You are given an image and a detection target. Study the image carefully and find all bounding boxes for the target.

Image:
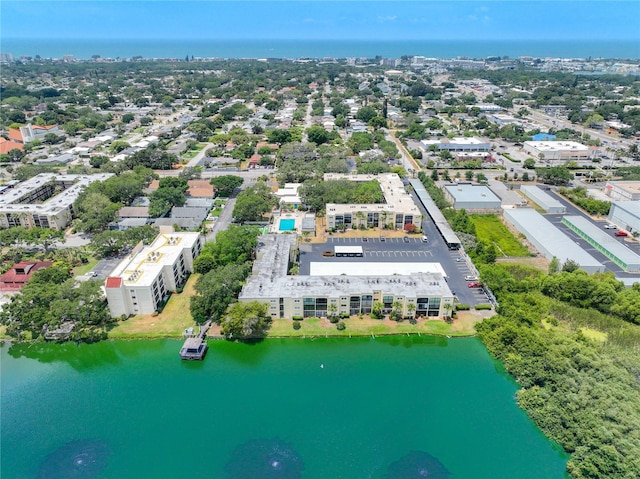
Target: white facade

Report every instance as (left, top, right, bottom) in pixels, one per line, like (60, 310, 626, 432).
(420, 137, 490, 152)
(105, 232, 203, 317)
(0, 173, 114, 230)
(523, 141, 598, 161)
(604, 181, 640, 201)
(609, 201, 640, 234)
(324, 173, 422, 231)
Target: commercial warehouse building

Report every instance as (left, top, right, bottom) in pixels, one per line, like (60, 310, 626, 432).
(239, 235, 454, 319)
(503, 208, 604, 273)
(324, 173, 422, 231)
(604, 181, 640, 201)
(443, 184, 501, 212)
(520, 185, 566, 213)
(562, 215, 640, 272)
(522, 141, 598, 161)
(0, 173, 114, 230)
(105, 232, 204, 317)
(608, 201, 640, 233)
(420, 137, 490, 152)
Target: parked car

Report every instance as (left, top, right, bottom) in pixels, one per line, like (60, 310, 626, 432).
(421, 235, 428, 243)
(322, 250, 335, 257)
(465, 275, 478, 281)
(604, 224, 616, 229)
(467, 281, 482, 288)
(615, 231, 628, 237)
(403, 236, 410, 243)
(89, 271, 98, 277)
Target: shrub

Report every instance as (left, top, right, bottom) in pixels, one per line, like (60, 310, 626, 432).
(329, 315, 340, 324)
(336, 321, 346, 331)
(475, 304, 492, 310)
(293, 321, 301, 330)
(292, 315, 303, 321)
(339, 313, 350, 319)
(456, 304, 471, 311)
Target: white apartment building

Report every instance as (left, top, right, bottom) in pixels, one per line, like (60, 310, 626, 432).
(324, 173, 422, 231)
(105, 232, 203, 317)
(239, 235, 454, 319)
(0, 173, 114, 230)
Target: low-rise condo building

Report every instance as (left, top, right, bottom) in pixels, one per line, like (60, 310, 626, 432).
(105, 232, 203, 317)
(324, 173, 422, 231)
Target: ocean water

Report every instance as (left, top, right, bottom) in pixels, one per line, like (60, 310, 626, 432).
(1, 337, 569, 479)
(2, 38, 639, 60)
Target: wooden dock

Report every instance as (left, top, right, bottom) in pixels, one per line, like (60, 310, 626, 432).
(179, 320, 212, 360)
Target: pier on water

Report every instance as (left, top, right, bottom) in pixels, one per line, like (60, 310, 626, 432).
(179, 320, 212, 360)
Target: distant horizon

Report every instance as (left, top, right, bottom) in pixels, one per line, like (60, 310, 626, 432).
(2, 37, 639, 61)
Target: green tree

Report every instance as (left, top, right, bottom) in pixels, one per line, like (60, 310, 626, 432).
(220, 301, 272, 340)
(210, 175, 243, 197)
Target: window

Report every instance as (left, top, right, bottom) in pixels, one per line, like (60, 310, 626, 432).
(349, 296, 361, 315)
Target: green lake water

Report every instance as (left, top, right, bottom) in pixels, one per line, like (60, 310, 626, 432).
(1, 336, 568, 479)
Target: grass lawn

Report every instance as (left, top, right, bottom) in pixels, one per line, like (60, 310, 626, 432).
(108, 275, 199, 339)
(267, 313, 482, 338)
(470, 214, 530, 257)
(72, 258, 100, 276)
(211, 208, 222, 217)
(0, 325, 8, 339)
(183, 150, 199, 159)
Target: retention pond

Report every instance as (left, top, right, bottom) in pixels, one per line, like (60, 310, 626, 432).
(1, 337, 567, 478)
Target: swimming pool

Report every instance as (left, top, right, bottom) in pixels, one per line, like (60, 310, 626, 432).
(279, 218, 296, 231)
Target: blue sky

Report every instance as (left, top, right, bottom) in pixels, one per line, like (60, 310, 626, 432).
(2, 1, 639, 41)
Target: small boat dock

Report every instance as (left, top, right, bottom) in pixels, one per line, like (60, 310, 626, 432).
(179, 320, 212, 360)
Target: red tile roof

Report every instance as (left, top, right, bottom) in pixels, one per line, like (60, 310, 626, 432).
(105, 277, 122, 288)
(8, 128, 23, 143)
(0, 261, 53, 291)
(0, 138, 24, 154)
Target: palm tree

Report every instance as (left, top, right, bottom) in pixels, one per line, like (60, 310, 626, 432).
(442, 303, 453, 321)
(391, 300, 403, 321)
(407, 302, 416, 319)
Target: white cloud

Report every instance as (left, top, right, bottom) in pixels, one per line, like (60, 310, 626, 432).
(377, 15, 397, 23)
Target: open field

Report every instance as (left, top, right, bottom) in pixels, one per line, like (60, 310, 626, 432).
(108, 275, 199, 339)
(470, 214, 530, 257)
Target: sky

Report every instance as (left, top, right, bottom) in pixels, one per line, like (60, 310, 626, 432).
(1, 0, 639, 41)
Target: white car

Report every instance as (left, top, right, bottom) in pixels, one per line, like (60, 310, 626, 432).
(465, 275, 478, 281)
(604, 224, 617, 229)
(421, 235, 428, 243)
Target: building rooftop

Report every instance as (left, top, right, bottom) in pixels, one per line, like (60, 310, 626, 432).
(108, 232, 201, 288)
(523, 140, 588, 152)
(444, 184, 501, 204)
(240, 234, 452, 300)
(324, 173, 420, 217)
(310, 262, 447, 277)
(606, 181, 640, 196)
(563, 215, 640, 267)
(0, 173, 114, 216)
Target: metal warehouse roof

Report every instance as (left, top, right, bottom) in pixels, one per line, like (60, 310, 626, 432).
(443, 184, 501, 204)
(503, 208, 603, 273)
(562, 215, 640, 271)
(410, 179, 461, 247)
(520, 185, 566, 213)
